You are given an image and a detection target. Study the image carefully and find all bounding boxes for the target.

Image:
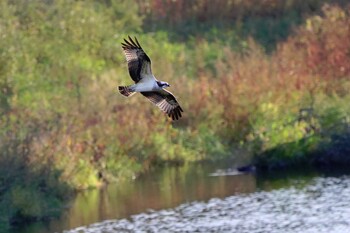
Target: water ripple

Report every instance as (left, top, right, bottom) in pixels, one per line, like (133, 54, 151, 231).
(64, 176, 350, 233)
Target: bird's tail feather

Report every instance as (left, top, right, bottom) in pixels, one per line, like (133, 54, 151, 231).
(118, 86, 135, 97)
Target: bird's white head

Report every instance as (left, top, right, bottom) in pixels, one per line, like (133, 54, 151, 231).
(157, 81, 170, 88)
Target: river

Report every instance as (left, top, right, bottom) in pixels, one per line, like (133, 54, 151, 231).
(12, 162, 350, 233)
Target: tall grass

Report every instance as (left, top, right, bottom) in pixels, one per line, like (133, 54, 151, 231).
(138, 0, 349, 51)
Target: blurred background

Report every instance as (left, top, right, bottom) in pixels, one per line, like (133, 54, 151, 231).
(1, 0, 350, 231)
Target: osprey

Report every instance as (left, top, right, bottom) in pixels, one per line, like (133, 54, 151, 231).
(118, 36, 183, 120)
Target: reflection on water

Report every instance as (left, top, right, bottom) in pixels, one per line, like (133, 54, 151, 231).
(11, 162, 345, 233)
(67, 175, 350, 233)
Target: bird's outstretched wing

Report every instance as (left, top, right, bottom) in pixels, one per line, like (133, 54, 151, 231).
(141, 90, 183, 120)
(121, 36, 152, 83)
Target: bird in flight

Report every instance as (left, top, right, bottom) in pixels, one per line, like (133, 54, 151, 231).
(118, 36, 183, 120)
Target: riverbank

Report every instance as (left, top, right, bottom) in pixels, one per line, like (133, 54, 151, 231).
(254, 128, 350, 170)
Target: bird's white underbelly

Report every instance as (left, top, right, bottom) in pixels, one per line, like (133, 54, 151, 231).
(132, 74, 158, 92)
(133, 83, 155, 92)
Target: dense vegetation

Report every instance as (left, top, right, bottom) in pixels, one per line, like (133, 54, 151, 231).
(0, 0, 349, 229)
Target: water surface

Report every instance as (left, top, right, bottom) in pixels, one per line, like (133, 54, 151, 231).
(12, 163, 350, 233)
